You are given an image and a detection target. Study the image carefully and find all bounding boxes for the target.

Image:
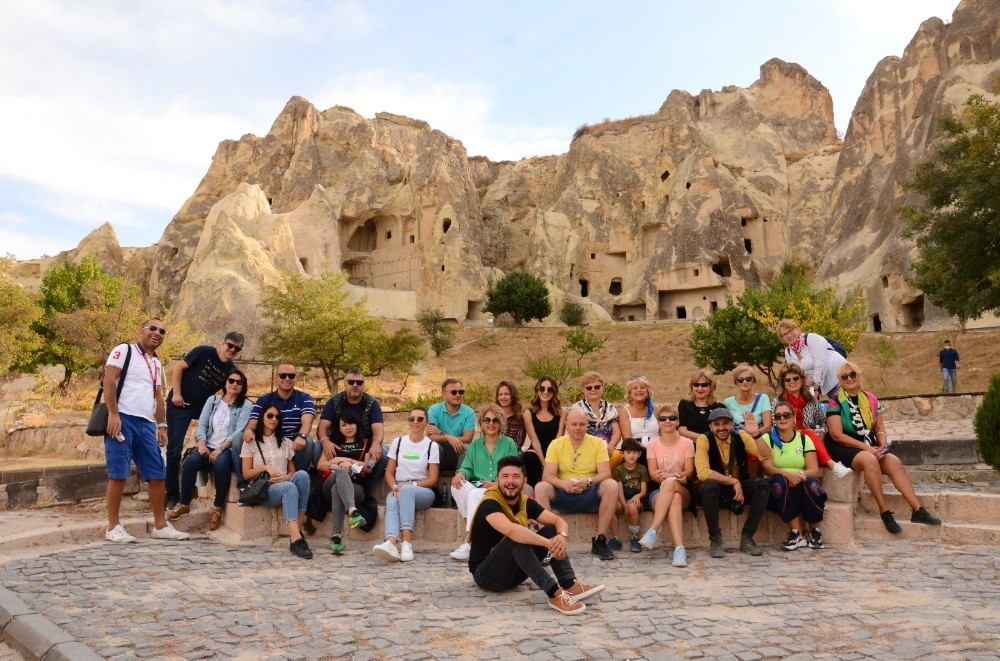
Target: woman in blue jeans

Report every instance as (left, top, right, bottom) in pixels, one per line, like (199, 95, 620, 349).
(168, 368, 252, 531)
(373, 407, 440, 563)
(240, 404, 313, 559)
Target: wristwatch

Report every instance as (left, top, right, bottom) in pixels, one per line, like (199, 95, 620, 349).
(296, 432, 306, 439)
(586, 478, 593, 488)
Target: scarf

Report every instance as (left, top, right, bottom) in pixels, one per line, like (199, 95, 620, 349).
(783, 392, 808, 429)
(790, 335, 806, 354)
(580, 399, 618, 441)
(466, 485, 528, 543)
(837, 389, 876, 445)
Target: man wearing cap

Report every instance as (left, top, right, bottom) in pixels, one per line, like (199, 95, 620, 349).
(695, 407, 772, 558)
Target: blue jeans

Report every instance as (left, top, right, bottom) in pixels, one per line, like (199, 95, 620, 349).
(179, 448, 234, 508)
(384, 485, 435, 541)
(942, 368, 957, 393)
(261, 470, 310, 522)
(165, 401, 200, 502)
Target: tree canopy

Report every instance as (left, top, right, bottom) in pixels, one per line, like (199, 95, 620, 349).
(416, 308, 454, 357)
(0, 257, 43, 372)
(900, 82, 1000, 322)
(259, 272, 425, 394)
(483, 271, 552, 325)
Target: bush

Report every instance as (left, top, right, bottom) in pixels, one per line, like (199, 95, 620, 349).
(416, 308, 454, 357)
(974, 373, 1000, 471)
(522, 353, 580, 386)
(484, 271, 552, 326)
(559, 299, 586, 326)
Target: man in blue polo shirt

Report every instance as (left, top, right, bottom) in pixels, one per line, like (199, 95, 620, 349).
(427, 377, 475, 473)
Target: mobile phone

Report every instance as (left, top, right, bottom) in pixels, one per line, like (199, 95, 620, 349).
(471, 480, 485, 488)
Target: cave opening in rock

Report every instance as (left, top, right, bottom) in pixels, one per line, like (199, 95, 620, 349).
(442, 218, 452, 234)
(676, 306, 687, 320)
(711, 258, 731, 278)
(872, 314, 882, 333)
(609, 278, 622, 296)
(579, 279, 589, 297)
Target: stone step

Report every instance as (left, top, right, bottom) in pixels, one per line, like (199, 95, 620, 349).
(858, 488, 1000, 526)
(854, 516, 1000, 546)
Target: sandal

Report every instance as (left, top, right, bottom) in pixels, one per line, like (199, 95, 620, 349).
(208, 507, 223, 531)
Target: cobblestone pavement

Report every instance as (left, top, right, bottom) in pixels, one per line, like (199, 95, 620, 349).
(1, 536, 998, 660)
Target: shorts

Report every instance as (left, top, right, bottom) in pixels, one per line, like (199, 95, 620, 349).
(551, 485, 601, 514)
(623, 487, 647, 510)
(105, 413, 165, 480)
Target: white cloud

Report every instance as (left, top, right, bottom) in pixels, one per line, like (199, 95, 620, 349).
(833, 0, 957, 46)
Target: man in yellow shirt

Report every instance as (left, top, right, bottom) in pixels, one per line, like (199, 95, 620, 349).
(695, 408, 772, 559)
(535, 408, 620, 560)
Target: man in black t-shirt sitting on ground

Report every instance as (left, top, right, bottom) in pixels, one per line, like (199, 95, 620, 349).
(467, 455, 606, 615)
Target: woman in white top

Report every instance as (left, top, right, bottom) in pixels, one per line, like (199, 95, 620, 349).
(619, 376, 659, 448)
(778, 319, 846, 397)
(168, 368, 252, 531)
(240, 404, 313, 559)
(373, 407, 441, 563)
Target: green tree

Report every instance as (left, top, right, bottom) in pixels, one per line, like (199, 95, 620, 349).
(561, 327, 606, 369)
(558, 299, 586, 326)
(690, 262, 867, 390)
(416, 308, 454, 357)
(0, 257, 43, 372)
(900, 82, 1000, 322)
(483, 271, 552, 326)
(522, 353, 580, 386)
(974, 373, 1000, 472)
(259, 272, 426, 394)
(870, 336, 898, 389)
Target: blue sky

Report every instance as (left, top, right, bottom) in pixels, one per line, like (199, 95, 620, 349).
(0, 0, 959, 260)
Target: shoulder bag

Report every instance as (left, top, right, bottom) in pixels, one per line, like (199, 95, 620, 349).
(86, 344, 133, 437)
(237, 439, 271, 505)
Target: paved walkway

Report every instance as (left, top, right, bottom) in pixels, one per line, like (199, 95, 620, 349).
(1, 532, 998, 660)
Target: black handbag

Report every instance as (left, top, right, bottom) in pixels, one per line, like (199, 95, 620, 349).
(238, 439, 271, 505)
(85, 344, 132, 437)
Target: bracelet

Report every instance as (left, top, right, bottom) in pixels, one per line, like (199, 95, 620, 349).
(558, 531, 568, 538)
(157, 423, 167, 429)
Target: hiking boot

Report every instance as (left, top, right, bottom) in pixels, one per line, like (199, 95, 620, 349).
(672, 546, 688, 567)
(740, 534, 763, 556)
(808, 529, 824, 549)
(373, 540, 400, 562)
(564, 579, 605, 602)
(911, 507, 942, 526)
(630, 536, 641, 553)
(548, 589, 586, 615)
(709, 535, 724, 558)
(639, 528, 657, 550)
(208, 507, 223, 531)
(104, 524, 137, 544)
(881, 510, 902, 534)
(781, 531, 807, 551)
(330, 535, 345, 555)
(290, 538, 313, 559)
(606, 536, 623, 551)
(591, 534, 615, 561)
(348, 509, 366, 529)
(167, 504, 190, 521)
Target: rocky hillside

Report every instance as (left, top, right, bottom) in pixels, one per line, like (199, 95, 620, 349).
(12, 0, 1000, 347)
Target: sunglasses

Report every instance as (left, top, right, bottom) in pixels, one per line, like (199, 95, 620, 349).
(692, 382, 711, 388)
(225, 342, 242, 353)
(658, 415, 679, 422)
(346, 379, 364, 386)
(735, 376, 755, 384)
(448, 389, 465, 396)
(482, 417, 501, 425)
(277, 373, 297, 380)
(840, 371, 859, 381)
(408, 416, 426, 423)
(226, 377, 243, 385)
(144, 325, 167, 335)
(783, 375, 801, 383)
(264, 412, 280, 420)
(536, 386, 555, 394)
(584, 384, 602, 391)
(773, 412, 794, 420)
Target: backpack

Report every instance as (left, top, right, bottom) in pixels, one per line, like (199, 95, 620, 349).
(805, 334, 848, 358)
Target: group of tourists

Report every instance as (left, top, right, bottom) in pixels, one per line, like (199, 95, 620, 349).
(99, 316, 944, 615)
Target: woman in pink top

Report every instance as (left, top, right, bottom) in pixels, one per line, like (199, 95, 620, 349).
(638, 404, 695, 567)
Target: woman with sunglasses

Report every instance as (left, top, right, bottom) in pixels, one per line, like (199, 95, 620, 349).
(374, 407, 440, 562)
(773, 363, 852, 479)
(639, 404, 696, 567)
(495, 380, 526, 450)
(522, 376, 566, 487)
(169, 368, 252, 531)
(722, 365, 772, 477)
(571, 372, 622, 469)
(761, 401, 828, 550)
(619, 376, 659, 449)
(240, 404, 313, 559)
(825, 362, 942, 533)
(449, 403, 522, 561)
(677, 369, 726, 441)
(777, 319, 846, 398)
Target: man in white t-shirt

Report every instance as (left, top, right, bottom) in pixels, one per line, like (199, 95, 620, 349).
(102, 319, 190, 543)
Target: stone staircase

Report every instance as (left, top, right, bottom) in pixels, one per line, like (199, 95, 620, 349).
(854, 484, 1000, 545)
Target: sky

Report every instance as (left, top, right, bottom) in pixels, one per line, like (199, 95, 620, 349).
(0, 0, 961, 260)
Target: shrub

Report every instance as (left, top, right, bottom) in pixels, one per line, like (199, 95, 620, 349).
(559, 299, 586, 326)
(483, 271, 552, 326)
(416, 308, 454, 357)
(974, 373, 1000, 472)
(522, 353, 580, 386)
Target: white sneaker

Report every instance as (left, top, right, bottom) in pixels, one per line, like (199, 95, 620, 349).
(151, 522, 190, 540)
(373, 540, 400, 562)
(831, 462, 853, 479)
(400, 541, 414, 562)
(450, 542, 471, 560)
(104, 524, 137, 544)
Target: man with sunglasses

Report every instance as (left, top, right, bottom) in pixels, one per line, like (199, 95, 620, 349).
(239, 364, 317, 481)
(163, 331, 244, 510)
(316, 370, 388, 490)
(427, 378, 476, 474)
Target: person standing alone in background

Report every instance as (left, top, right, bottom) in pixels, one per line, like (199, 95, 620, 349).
(939, 340, 960, 393)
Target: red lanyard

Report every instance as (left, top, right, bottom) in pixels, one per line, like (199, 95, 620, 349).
(134, 343, 159, 399)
